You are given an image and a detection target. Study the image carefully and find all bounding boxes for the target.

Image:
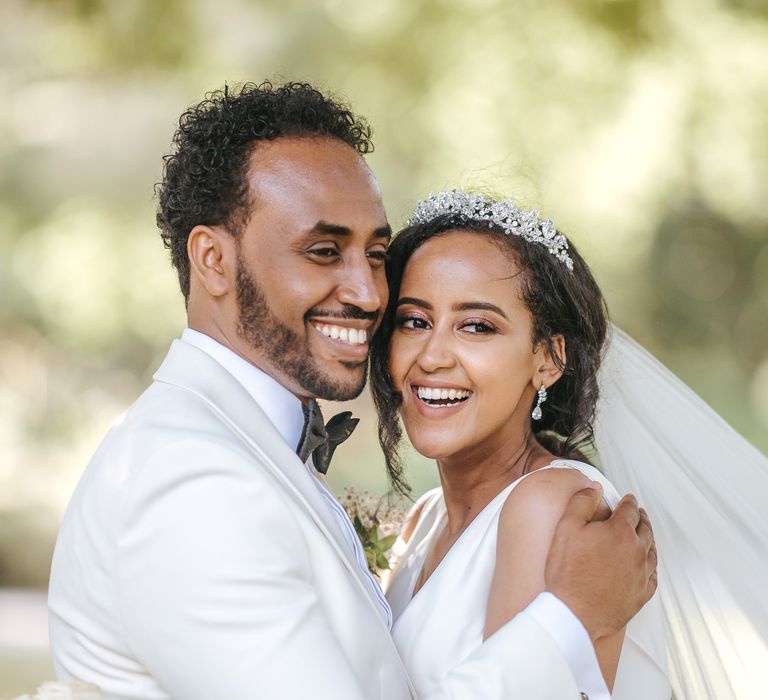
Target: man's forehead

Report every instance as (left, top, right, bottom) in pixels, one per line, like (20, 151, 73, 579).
(245, 137, 386, 226)
(247, 137, 377, 192)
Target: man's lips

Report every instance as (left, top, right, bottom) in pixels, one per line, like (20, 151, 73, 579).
(309, 320, 370, 347)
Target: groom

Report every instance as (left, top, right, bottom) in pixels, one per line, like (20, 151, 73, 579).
(48, 82, 656, 699)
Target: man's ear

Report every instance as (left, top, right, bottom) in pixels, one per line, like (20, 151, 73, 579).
(533, 334, 566, 389)
(187, 225, 233, 298)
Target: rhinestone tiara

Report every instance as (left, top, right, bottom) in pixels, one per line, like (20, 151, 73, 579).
(405, 190, 574, 271)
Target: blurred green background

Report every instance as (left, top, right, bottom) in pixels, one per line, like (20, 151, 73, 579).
(1, 0, 767, 694)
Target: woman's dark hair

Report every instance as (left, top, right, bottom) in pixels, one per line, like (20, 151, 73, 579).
(156, 81, 374, 300)
(370, 207, 609, 495)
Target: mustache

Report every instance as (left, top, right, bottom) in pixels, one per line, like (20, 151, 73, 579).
(305, 305, 379, 324)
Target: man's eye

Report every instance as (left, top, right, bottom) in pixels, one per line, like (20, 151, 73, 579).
(309, 247, 339, 259)
(366, 249, 387, 265)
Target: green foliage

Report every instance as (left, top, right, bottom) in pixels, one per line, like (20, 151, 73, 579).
(353, 513, 399, 573)
(1, 0, 767, 594)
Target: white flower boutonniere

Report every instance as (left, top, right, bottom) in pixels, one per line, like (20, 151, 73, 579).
(10, 682, 103, 700)
(341, 488, 406, 577)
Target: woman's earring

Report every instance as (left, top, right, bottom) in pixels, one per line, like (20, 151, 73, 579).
(531, 384, 547, 421)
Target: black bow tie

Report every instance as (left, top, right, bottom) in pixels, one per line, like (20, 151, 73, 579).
(296, 399, 359, 475)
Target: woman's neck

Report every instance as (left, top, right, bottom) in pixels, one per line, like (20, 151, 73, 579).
(437, 431, 553, 536)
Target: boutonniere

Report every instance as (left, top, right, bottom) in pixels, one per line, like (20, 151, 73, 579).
(341, 488, 406, 577)
(11, 682, 103, 700)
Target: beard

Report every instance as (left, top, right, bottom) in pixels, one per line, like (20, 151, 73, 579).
(235, 256, 369, 402)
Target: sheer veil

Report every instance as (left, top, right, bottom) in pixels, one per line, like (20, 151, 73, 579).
(594, 325, 768, 700)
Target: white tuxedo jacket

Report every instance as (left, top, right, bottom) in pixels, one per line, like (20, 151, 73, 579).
(49, 340, 583, 699)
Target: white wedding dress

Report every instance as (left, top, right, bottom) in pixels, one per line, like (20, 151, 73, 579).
(385, 459, 671, 699)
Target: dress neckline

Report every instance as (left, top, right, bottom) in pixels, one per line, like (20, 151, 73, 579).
(406, 478, 519, 605)
(405, 460, 594, 605)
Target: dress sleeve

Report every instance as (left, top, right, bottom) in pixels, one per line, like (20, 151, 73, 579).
(422, 604, 586, 699)
(526, 592, 610, 700)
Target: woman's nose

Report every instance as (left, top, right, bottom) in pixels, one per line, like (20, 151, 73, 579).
(416, 328, 456, 373)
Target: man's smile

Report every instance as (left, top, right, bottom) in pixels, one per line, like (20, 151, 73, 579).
(309, 319, 369, 346)
(308, 319, 372, 359)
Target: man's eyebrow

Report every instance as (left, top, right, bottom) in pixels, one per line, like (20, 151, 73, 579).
(396, 297, 508, 320)
(310, 221, 392, 239)
(311, 221, 351, 236)
(373, 224, 392, 240)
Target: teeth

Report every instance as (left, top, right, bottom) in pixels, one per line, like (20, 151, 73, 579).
(313, 323, 368, 345)
(416, 386, 471, 402)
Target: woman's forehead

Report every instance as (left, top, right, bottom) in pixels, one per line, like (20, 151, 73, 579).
(403, 232, 522, 287)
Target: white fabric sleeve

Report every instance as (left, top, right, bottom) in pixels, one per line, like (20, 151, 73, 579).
(423, 605, 585, 700)
(526, 592, 610, 700)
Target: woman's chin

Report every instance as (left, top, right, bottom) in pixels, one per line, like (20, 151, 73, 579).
(406, 434, 462, 462)
(402, 418, 479, 461)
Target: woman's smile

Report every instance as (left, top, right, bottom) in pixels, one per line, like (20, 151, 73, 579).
(410, 383, 474, 416)
(388, 231, 547, 461)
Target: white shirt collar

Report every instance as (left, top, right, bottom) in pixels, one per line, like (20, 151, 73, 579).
(180, 328, 306, 452)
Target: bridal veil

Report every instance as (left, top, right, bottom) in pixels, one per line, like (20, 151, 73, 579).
(595, 325, 768, 700)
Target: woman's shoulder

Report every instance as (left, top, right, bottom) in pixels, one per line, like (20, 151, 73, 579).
(502, 464, 595, 512)
(498, 460, 613, 533)
(546, 458, 622, 509)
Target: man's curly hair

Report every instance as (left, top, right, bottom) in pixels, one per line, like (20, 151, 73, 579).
(156, 81, 374, 300)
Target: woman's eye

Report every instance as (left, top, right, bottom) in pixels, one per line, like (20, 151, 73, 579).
(462, 321, 496, 334)
(397, 316, 428, 330)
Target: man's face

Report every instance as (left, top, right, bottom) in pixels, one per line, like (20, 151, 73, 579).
(232, 137, 390, 401)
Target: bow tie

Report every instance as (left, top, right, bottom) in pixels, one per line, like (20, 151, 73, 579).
(296, 399, 359, 475)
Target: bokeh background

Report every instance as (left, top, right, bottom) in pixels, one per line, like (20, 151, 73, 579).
(1, 0, 767, 694)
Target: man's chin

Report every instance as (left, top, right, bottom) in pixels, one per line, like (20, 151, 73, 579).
(312, 362, 368, 402)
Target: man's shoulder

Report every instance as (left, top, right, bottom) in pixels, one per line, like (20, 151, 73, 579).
(86, 378, 281, 496)
(116, 378, 249, 446)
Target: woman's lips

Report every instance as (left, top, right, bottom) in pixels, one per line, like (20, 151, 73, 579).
(409, 384, 473, 416)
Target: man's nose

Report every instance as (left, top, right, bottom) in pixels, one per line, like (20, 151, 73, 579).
(336, 257, 384, 313)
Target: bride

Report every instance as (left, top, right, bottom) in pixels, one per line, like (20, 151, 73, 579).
(369, 190, 768, 699)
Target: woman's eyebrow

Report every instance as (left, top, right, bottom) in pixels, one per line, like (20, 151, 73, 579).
(396, 297, 508, 320)
(453, 301, 508, 319)
(396, 296, 431, 309)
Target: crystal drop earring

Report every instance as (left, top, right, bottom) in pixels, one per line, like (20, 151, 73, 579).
(531, 383, 547, 421)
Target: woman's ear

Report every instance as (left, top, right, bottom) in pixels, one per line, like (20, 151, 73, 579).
(187, 225, 233, 298)
(533, 334, 566, 389)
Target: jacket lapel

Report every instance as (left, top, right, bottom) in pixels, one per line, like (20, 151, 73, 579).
(153, 342, 405, 637)
(154, 340, 419, 698)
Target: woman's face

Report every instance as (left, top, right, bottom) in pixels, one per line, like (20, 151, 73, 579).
(388, 231, 547, 462)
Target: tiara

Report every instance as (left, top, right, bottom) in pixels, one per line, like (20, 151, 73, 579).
(405, 190, 574, 271)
